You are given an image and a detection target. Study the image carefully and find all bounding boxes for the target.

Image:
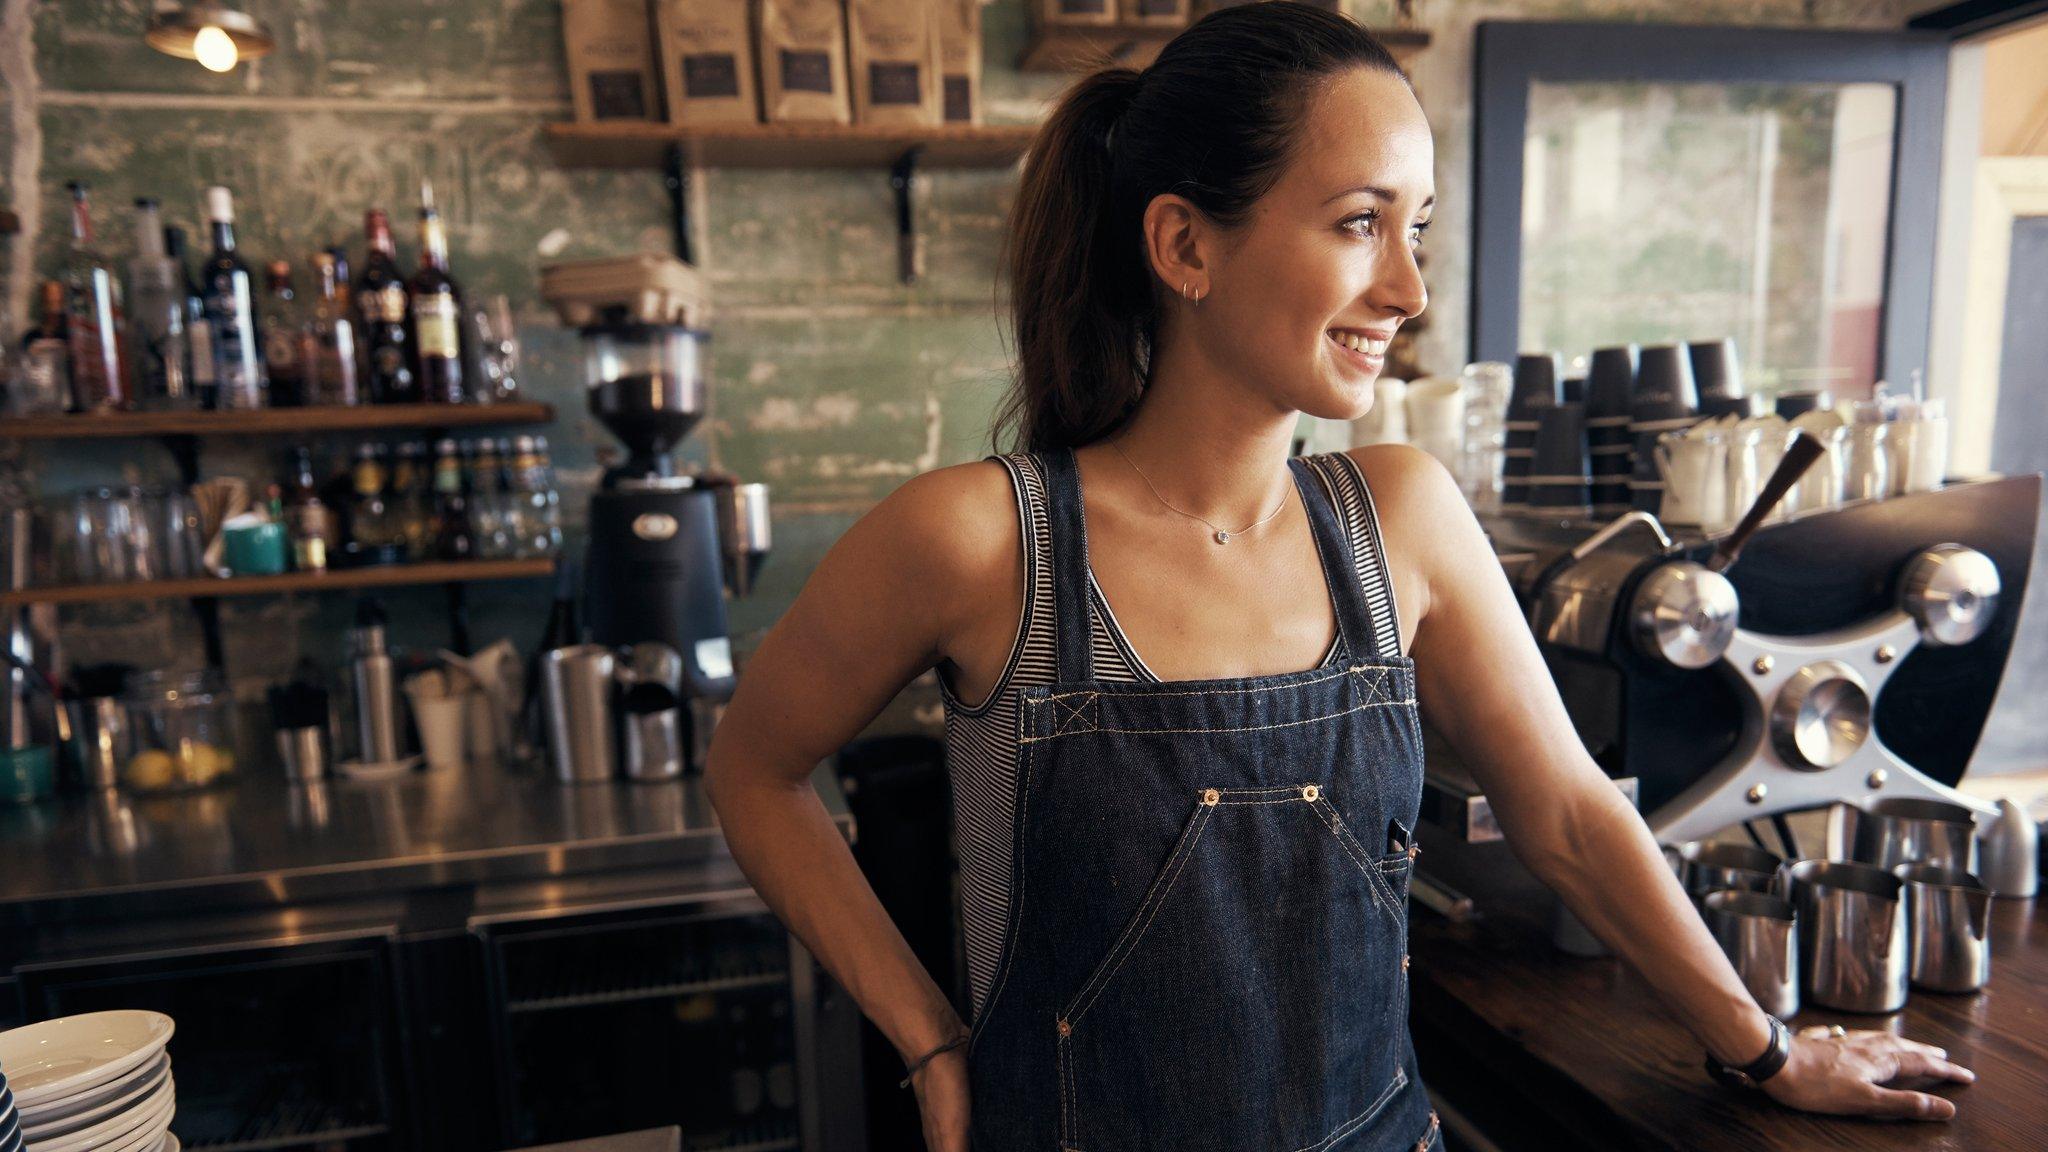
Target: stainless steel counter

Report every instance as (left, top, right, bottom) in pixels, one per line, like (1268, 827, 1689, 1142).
(0, 762, 850, 929)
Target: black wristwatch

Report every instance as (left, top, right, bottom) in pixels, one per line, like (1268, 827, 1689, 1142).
(1704, 1014, 1791, 1091)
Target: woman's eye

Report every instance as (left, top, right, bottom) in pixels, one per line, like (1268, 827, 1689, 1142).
(1342, 211, 1379, 237)
(1408, 219, 1432, 246)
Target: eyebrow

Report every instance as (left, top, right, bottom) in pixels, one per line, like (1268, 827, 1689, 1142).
(1324, 185, 1436, 210)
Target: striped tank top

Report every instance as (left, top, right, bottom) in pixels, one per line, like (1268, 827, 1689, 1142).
(937, 449, 1406, 1026)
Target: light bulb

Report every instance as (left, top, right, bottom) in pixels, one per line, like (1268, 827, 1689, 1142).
(193, 25, 238, 72)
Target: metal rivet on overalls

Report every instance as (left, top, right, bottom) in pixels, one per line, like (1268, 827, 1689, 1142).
(1407, 841, 1421, 860)
(1057, 1018, 1071, 1037)
(1301, 784, 1320, 802)
(1201, 788, 1220, 806)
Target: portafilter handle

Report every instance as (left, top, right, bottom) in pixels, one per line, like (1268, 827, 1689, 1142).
(1705, 431, 1828, 575)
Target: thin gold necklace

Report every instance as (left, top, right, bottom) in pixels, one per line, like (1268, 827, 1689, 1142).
(1108, 437, 1292, 545)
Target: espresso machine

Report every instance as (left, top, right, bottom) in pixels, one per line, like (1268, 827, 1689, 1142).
(579, 320, 771, 772)
(1413, 436, 2040, 950)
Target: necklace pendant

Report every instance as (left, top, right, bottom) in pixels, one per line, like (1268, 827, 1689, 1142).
(1214, 530, 1231, 544)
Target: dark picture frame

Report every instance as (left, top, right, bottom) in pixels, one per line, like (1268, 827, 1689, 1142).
(1470, 21, 1952, 381)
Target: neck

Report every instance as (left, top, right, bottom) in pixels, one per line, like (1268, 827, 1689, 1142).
(1101, 331, 1300, 525)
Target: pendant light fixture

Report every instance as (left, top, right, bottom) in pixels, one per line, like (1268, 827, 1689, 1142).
(146, 0, 276, 73)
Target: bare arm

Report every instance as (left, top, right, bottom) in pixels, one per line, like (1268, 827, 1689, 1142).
(1358, 444, 1973, 1118)
(706, 462, 1019, 1072)
(1354, 445, 1772, 1063)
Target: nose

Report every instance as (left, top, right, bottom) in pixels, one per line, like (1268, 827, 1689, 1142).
(1368, 242, 1428, 321)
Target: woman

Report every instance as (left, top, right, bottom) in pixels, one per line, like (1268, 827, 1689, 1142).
(705, 6, 1976, 1150)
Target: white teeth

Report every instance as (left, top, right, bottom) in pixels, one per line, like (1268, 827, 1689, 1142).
(1328, 331, 1389, 357)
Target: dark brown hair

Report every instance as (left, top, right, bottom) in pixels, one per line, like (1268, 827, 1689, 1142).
(996, 2, 1408, 453)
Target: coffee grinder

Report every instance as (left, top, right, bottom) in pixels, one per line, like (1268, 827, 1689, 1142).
(580, 319, 770, 772)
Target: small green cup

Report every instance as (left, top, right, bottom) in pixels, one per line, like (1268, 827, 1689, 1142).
(1, 744, 56, 804)
(224, 520, 289, 576)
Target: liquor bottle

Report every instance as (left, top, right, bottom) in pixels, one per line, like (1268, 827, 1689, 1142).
(125, 198, 194, 411)
(14, 281, 70, 415)
(284, 445, 336, 572)
(469, 437, 506, 558)
(430, 437, 475, 560)
(354, 210, 416, 404)
(200, 186, 265, 409)
(531, 435, 564, 555)
(164, 226, 217, 408)
(347, 442, 399, 551)
(408, 181, 465, 403)
(262, 261, 305, 407)
(301, 252, 360, 406)
(390, 440, 432, 561)
(62, 182, 128, 411)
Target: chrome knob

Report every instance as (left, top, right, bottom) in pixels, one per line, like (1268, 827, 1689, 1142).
(1900, 544, 1999, 647)
(1769, 660, 1871, 769)
(1629, 561, 1739, 669)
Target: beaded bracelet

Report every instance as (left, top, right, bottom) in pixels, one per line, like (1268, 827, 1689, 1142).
(899, 1034, 969, 1088)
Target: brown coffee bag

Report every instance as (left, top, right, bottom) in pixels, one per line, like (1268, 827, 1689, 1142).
(1126, 0, 1190, 26)
(562, 0, 660, 122)
(652, 0, 759, 125)
(758, 0, 852, 124)
(849, 0, 941, 126)
(1039, 0, 1116, 27)
(934, 0, 982, 124)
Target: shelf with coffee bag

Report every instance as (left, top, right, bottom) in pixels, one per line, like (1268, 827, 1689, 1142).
(541, 121, 1036, 171)
(0, 559, 555, 609)
(1020, 11, 1429, 73)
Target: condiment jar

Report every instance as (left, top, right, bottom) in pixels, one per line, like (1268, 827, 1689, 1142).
(122, 667, 237, 792)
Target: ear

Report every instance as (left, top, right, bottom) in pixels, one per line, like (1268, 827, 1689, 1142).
(1141, 192, 1209, 304)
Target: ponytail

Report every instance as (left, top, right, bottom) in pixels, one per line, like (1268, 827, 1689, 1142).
(998, 68, 1148, 454)
(993, 4, 1407, 455)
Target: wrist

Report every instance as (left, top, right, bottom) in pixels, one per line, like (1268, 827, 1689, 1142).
(1704, 1012, 1791, 1091)
(1705, 1006, 1777, 1069)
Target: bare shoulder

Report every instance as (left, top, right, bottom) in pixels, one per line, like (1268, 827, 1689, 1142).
(1340, 443, 1485, 631)
(835, 457, 1022, 653)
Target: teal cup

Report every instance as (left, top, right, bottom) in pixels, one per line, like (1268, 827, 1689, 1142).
(224, 520, 289, 576)
(1, 744, 56, 804)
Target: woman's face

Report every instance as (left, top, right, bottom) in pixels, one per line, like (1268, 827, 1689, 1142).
(1196, 67, 1434, 422)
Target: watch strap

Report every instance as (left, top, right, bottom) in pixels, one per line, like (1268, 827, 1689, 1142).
(1704, 1014, 1791, 1090)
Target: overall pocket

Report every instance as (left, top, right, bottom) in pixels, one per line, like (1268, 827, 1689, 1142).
(1055, 783, 1410, 1152)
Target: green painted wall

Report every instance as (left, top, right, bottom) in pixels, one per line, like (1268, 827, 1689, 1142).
(0, 0, 1911, 719)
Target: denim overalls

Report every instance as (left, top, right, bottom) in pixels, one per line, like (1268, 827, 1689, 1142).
(967, 446, 1442, 1152)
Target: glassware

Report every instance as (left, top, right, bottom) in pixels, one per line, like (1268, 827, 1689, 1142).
(469, 294, 522, 404)
(126, 198, 199, 411)
(1457, 361, 1512, 513)
(63, 183, 129, 411)
(64, 488, 156, 584)
(1844, 420, 1891, 503)
(121, 666, 237, 792)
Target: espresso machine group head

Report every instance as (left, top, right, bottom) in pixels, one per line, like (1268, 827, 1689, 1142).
(1501, 433, 2040, 897)
(579, 320, 771, 771)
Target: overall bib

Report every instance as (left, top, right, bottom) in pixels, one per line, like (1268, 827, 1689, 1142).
(966, 447, 1442, 1152)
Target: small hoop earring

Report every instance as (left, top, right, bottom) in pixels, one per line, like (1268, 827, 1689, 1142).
(1181, 281, 1191, 300)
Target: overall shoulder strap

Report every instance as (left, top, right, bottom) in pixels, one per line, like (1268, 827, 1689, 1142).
(1034, 447, 1097, 683)
(1296, 452, 1404, 660)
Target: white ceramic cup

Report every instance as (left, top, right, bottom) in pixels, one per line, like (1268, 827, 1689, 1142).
(408, 692, 468, 771)
(1405, 377, 1465, 469)
(1350, 377, 1408, 447)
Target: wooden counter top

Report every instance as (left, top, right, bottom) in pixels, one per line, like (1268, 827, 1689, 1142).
(1406, 842, 2044, 1150)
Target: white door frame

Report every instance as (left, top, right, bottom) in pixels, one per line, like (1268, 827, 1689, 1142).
(1952, 156, 2048, 476)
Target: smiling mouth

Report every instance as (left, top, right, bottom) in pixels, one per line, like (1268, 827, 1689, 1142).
(1326, 329, 1391, 360)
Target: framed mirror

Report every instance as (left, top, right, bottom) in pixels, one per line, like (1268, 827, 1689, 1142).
(1472, 23, 1950, 398)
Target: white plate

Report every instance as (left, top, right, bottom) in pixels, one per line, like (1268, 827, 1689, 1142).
(14, 1053, 160, 1123)
(0, 1013, 174, 1109)
(19, 1054, 168, 1135)
(25, 1078, 172, 1152)
(33, 1087, 171, 1152)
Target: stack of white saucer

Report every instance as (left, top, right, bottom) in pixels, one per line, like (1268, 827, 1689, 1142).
(0, 1012, 178, 1152)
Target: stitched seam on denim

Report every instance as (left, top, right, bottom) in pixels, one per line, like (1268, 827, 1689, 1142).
(1286, 1064, 1408, 1152)
(1018, 696, 1418, 743)
(1058, 1029, 1074, 1148)
(1063, 801, 1214, 1028)
(1027, 660, 1374, 703)
(1309, 796, 1400, 916)
(967, 722, 1034, 1057)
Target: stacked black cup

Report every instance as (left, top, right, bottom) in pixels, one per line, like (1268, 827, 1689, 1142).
(1503, 352, 1562, 512)
(1585, 345, 1637, 516)
(1688, 338, 1744, 404)
(1528, 402, 1591, 516)
(1629, 345, 1701, 513)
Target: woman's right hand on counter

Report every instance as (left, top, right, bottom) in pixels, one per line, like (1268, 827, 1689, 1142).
(1763, 1025, 1976, 1120)
(912, 1048, 971, 1151)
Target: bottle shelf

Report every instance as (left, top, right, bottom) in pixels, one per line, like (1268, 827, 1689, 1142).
(1019, 21, 1429, 73)
(543, 121, 1038, 170)
(0, 558, 555, 608)
(0, 402, 556, 442)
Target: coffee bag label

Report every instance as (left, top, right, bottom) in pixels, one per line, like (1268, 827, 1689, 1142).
(782, 50, 835, 94)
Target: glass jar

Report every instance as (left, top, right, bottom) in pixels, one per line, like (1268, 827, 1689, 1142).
(122, 667, 237, 792)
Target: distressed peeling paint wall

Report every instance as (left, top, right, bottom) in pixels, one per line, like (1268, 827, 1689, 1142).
(0, 0, 1912, 722)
